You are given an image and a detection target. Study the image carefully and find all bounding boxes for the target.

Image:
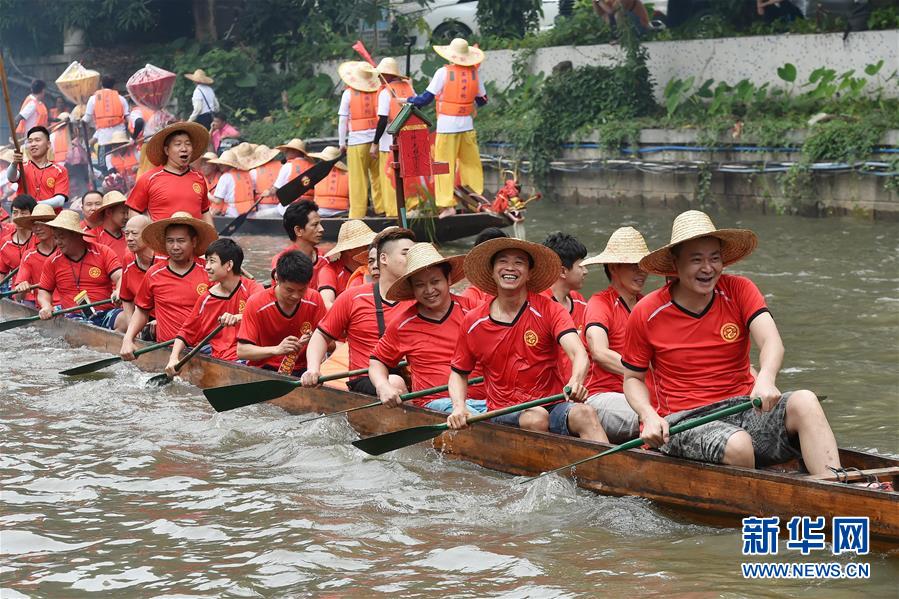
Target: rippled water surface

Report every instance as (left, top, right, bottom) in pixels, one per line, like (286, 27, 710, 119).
(2, 203, 897, 597)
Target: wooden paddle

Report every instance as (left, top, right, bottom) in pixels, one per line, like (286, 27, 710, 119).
(0, 298, 113, 332)
(298, 376, 485, 425)
(204, 360, 408, 413)
(0, 282, 34, 298)
(0, 51, 27, 194)
(60, 339, 175, 376)
(352, 388, 571, 456)
(520, 397, 764, 485)
(274, 152, 344, 207)
(0, 267, 20, 288)
(145, 323, 226, 387)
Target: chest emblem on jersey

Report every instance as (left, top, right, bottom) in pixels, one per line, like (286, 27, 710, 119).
(238, 299, 247, 313)
(88, 266, 102, 278)
(301, 175, 311, 187)
(192, 182, 202, 195)
(720, 323, 740, 342)
(524, 329, 539, 347)
(301, 321, 312, 335)
(46, 177, 56, 188)
(196, 283, 208, 295)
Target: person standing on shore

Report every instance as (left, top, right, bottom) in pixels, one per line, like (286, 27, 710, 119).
(337, 61, 383, 218)
(185, 69, 219, 130)
(372, 57, 416, 218)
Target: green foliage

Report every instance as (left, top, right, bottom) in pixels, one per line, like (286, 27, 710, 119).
(476, 0, 543, 39)
(868, 5, 899, 30)
(801, 119, 886, 164)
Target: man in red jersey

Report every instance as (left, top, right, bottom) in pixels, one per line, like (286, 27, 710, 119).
(269, 200, 332, 302)
(237, 250, 329, 376)
(541, 232, 589, 382)
(371, 243, 487, 412)
(36, 210, 125, 330)
(166, 238, 263, 374)
(580, 226, 650, 443)
(120, 212, 216, 358)
(126, 121, 213, 224)
(117, 214, 163, 323)
(319, 219, 376, 306)
(302, 227, 417, 395)
(11, 204, 57, 305)
(447, 238, 606, 441)
(459, 226, 506, 306)
(0, 195, 37, 281)
(622, 211, 841, 474)
(89, 191, 129, 261)
(7, 127, 69, 210)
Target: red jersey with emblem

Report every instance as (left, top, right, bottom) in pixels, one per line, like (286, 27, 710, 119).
(91, 228, 128, 262)
(318, 259, 359, 297)
(621, 274, 769, 415)
(317, 282, 411, 377)
(134, 259, 210, 342)
(540, 289, 587, 382)
(14, 246, 57, 302)
(38, 243, 121, 309)
(372, 299, 487, 406)
(270, 246, 330, 291)
(452, 292, 578, 410)
(126, 166, 210, 221)
(236, 286, 326, 371)
(21, 162, 69, 205)
(118, 253, 165, 303)
(176, 277, 264, 361)
(584, 286, 641, 394)
(0, 232, 36, 273)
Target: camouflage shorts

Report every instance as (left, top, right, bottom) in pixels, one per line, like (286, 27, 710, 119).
(660, 393, 802, 466)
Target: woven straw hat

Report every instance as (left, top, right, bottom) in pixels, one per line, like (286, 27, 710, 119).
(96, 190, 127, 214)
(639, 210, 758, 276)
(0, 148, 14, 164)
(307, 145, 348, 171)
(199, 151, 218, 162)
(464, 237, 560, 296)
(433, 38, 485, 66)
(45, 209, 96, 237)
(386, 243, 466, 302)
(247, 145, 281, 171)
(56, 111, 71, 121)
(141, 211, 218, 255)
(184, 69, 214, 85)
(376, 57, 409, 79)
(324, 220, 376, 259)
(209, 149, 243, 170)
(582, 227, 651, 266)
(13, 203, 56, 228)
(107, 130, 130, 145)
(145, 121, 209, 166)
(276, 138, 309, 155)
(338, 61, 380, 93)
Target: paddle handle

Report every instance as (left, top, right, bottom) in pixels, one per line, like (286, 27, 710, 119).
(0, 267, 20, 287)
(400, 375, 484, 402)
(134, 338, 176, 358)
(464, 389, 569, 427)
(317, 360, 409, 384)
(174, 323, 225, 372)
(0, 283, 37, 298)
(52, 298, 116, 317)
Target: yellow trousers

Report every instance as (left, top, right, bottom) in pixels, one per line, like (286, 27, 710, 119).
(434, 130, 483, 208)
(379, 151, 422, 217)
(347, 144, 383, 218)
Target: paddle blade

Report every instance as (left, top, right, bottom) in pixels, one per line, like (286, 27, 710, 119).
(0, 316, 36, 332)
(276, 157, 340, 206)
(352, 424, 447, 456)
(60, 356, 123, 376)
(217, 211, 251, 237)
(145, 373, 173, 387)
(203, 378, 301, 412)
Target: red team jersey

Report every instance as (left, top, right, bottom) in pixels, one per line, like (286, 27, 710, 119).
(134, 259, 210, 342)
(118, 253, 165, 304)
(126, 166, 210, 221)
(317, 283, 411, 378)
(540, 289, 587, 382)
(270, 246, 330, 292)
(452, 292, 578, 410)
(0, 233, 36, 274)
(21, 162, 69, 205)
(91, 228, 128, 262)
(318, 260, 359, 297)
(177, 277, 264, 361)
(460, 284, 492, 306)
(38, 243, 121, 309)
(236, 286, 326, 372)
(583, 286, 641, 395)
(621, 274, 769, 416)
(371, 299, 487, 406)
(14, 246, 56, 302)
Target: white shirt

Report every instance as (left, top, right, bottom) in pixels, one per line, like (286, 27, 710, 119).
(338, 89, 376, 147)
(274, 162, 293, 189)
(84, 93, 130, 145)
(376, 86, 416, 153)
(18, 95, 43, 131)
(214, 171, 239, 217)
(190, 85, 218, 120)
(426, 66, 486, 134)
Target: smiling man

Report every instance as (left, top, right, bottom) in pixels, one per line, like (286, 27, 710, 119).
(126, 121, 213, 225)
(7, 126, 69, 210)
(621, 210, 841, 475)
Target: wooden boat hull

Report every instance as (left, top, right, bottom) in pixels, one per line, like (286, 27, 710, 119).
(214, 212, 512, 243)
(3, 298, 897, 543)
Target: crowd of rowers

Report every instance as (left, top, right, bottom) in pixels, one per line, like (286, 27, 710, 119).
(0, 119, 848, 478)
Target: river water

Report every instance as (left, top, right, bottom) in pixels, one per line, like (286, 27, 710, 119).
(2, 203, 897, 597)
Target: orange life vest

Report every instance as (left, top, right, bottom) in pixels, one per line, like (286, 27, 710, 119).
(436, 65, 478, 117)
(206, 171, 220, 193)
(230, 171, 256, 215)
(15, 95, 48, 134)
(345, 265, 368, 289)
(110, 148, 139, 181)
(348, 89, 378, 131)
(313, 168, 349, 212)
(286, 157, 315, 200)
(386, 80, 415, 121)
(50, 127, 70, 164)
(93, 89, 126, 129)
(254, 160, 283, 205)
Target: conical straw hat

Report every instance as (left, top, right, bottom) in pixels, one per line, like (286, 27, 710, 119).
(463, 237, 560, 296)
(247, 145, 281, 171)
(184, 69, 214, 85)
(307, 146, 347, 171)
(199, 151, 218, 162)
(107, 130, 131, 145)
(44, 209, 96, 237)
(209, 149, 243, 170)
(276, 138, 309, 155)
(639, 210, 758, 276)
(386, 243, 466, 302)
(13, 203, 56, 228)
(376, 57, 409, 79)
(324, 220, 376, 259)
(141, 211, 218, 255)
(582, 227, 651, 266)
(338, 61, 380, 93)
(433, 38, 485, 66)
(144, 121, 209, 166)
(96, 190, 127, 213)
